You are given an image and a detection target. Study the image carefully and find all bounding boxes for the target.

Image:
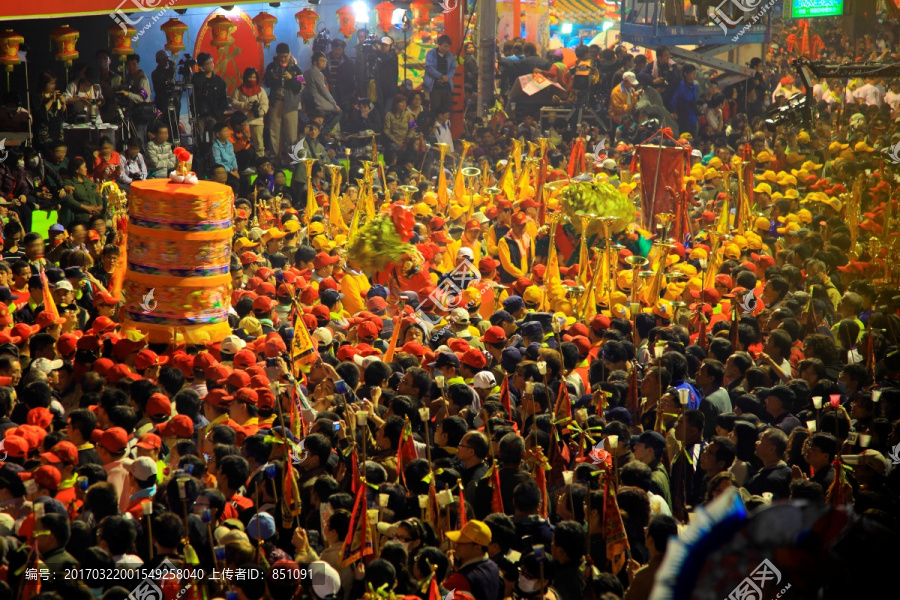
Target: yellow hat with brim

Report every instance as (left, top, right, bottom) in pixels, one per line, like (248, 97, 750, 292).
(755, 216, 771, 230)
(723, 243, 741, 260)
(784, 189, 799, 199)
(413, 202, 431, 216)
(446, 521, 492, 546)
(753, 182, 772, 195)
(448, 205, 466, 220)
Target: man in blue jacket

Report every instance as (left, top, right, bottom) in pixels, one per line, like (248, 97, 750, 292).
(424, 35, 457, 113)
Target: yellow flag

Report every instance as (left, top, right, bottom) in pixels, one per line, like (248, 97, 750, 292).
(330, 173, 349, 235)
(717, 194, 730, 235)
(546, 222, 561, 289)
(305, 162, 318, 225)
(499, 161, 516, 202)
(453, 144, 471, 204)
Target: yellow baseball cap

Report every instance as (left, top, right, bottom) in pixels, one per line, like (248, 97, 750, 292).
(746, 232, 763, 250)
(617, 270, 633, 290)
(708, 157, 724, 169)
(680, 264, 698, 277)
(753, 182, 772, 195)
(447, 520, 492, 546)
(523, 285, 544, 306)
(756, 150, 773, 162)
(798, 209, 812, 224)
(687, 276, 703, 292)
(785, 153, 806, 165)
(784, 188, 799, 199)
(283, 220, 301, 233)
(234, 237, 260, 251)
(413, 202, 431, 216)
(828, 141, 849, 153)
(423, 191, 438, 207)
(308, 222, 326, 236)
(755, 216, 771, 230)
(723, 243, 741, 260)
(689, 247, 708, 260)
(756, 170, 777, 182)
(797, 130, 811, 143)
(448, 205, 466, 220)
(854, 141, 875, 153)
(801, 160, 823, 171)
(777, 222, 801, 235)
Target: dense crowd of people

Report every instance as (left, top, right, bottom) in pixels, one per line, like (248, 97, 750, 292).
(0, 11, 896, 600)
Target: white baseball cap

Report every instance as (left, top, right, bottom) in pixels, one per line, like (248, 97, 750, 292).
(622, 71, 638, 85)
(312, 327, 334, 346)
(450, 308, 470, 324)
(381, 36, 393, 45)
(127, 456, 158, 482)
(473, 371, 497, 390)
(457, 247, 475, 261)
(220, 335, 246, 355)
(601, 158, 617, 170)
(31, 358, 64, 375)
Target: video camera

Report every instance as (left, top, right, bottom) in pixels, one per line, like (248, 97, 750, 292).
(764, 93, 811, 132)
(313, 29, 331, 54)
(177, 55, 197, 83)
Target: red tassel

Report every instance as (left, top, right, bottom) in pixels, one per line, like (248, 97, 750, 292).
(458, 480, 467, 527)
(500, 374, 511, 417)
(553, 380, 572, 422)
(535, 460, 549, 519)
(491, 464, 505, 514)
(351, 449, 360, 495)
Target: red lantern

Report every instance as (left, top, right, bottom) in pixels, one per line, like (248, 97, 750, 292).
(336, 6, 356, 38)
(161, 18, 188, 57)
(108, 23, 136, 57)
(374, 2, 396, 33)
(50, 25, 79, 67)
(295, 8, 319, 45)
(252, 12, 278, 49)
(0, 30, 24, 74)
(410, 0, 432, 28)
(208, 15, 237, 49)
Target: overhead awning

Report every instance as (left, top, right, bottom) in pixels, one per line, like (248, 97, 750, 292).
(1, 0, 233, 21)
(550, 0, 619, 25)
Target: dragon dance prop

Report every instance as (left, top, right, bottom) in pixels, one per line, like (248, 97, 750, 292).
(347, 205, 425, 294)
(559, 180, 635, 237)
(120, 178, 235, 344)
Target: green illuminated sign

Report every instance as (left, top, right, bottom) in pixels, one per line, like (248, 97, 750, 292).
(791, 0, 844, 18)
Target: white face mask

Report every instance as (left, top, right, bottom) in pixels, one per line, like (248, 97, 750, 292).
(518, 575, 538, 594)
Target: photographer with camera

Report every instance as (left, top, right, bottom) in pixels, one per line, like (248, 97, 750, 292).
(34, 72, 66, 151)
(151, 50, 177, 118)
(264, 43, 305, 163)
(326, 39, 356, 113)
(232, 67, 269, 158)
(96, 49, 121, 125)
(117, 54, 153, 144)
(192, 52, 228, 145)
(63, 63, 103, 125)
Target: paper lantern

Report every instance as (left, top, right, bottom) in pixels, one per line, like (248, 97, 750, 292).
(50, 25, 79, 66)
(161, 18, 188, 56)
(108, 23, 137, 57)
(374, 2, 396, 33)
(0, 30, 24, 73)
(336, 6, 356, 38)
(252, 12, 278, 49)
(208, 15, 236, 49)
(295, 8, 319, 44)
(410, 0, 432, 28)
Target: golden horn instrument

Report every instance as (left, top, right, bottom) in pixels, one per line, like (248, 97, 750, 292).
(400, 185, 418, 205)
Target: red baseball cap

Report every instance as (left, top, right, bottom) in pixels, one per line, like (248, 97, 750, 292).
(337, 345, 359, 362)
(204, 389, 234, 409)
(93, 291, 120, 307)
(146, 393, 172, 420)
(460, 348, 487, 369)
(11, 323, 39, 341)
(257, 388, 275, 411)
(481, 326, 507, 345)
(2, 435, 28, 458)
(135, 433, 162, 451)
(157, 414, 194, 438)
(222, 371, 251, 389)
(400, 341, 427, 359)
(357, 321, 379, 340)
(20, 465, 61, 492)
(40, 441, 78, 466)
(465, 218, 480, 231)
(570, 335, 591, 358)
(135, 349, 169, 371)
(512, 212, 528, 226)
(56, 333, 80, 358)
(36, 311, 66, 330)
(366, 296, 387, 312)
(205, 364, 231, 383)
(590, 315, 611, 333)
(313, 252, 340, 270)
(106, 364, 137, 384)
(26, 407, 53, 429)
(92, 427, 130, 454)
(264, 336, 287, 358)
(233, 387, 259, 406)
(233, 350, 257, 370)
(714, 274, 734, 289)
(690, 287, 721, 304)
(479, 257, 500, 273)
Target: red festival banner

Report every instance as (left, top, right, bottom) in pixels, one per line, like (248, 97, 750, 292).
(634, 144, 686, 233)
